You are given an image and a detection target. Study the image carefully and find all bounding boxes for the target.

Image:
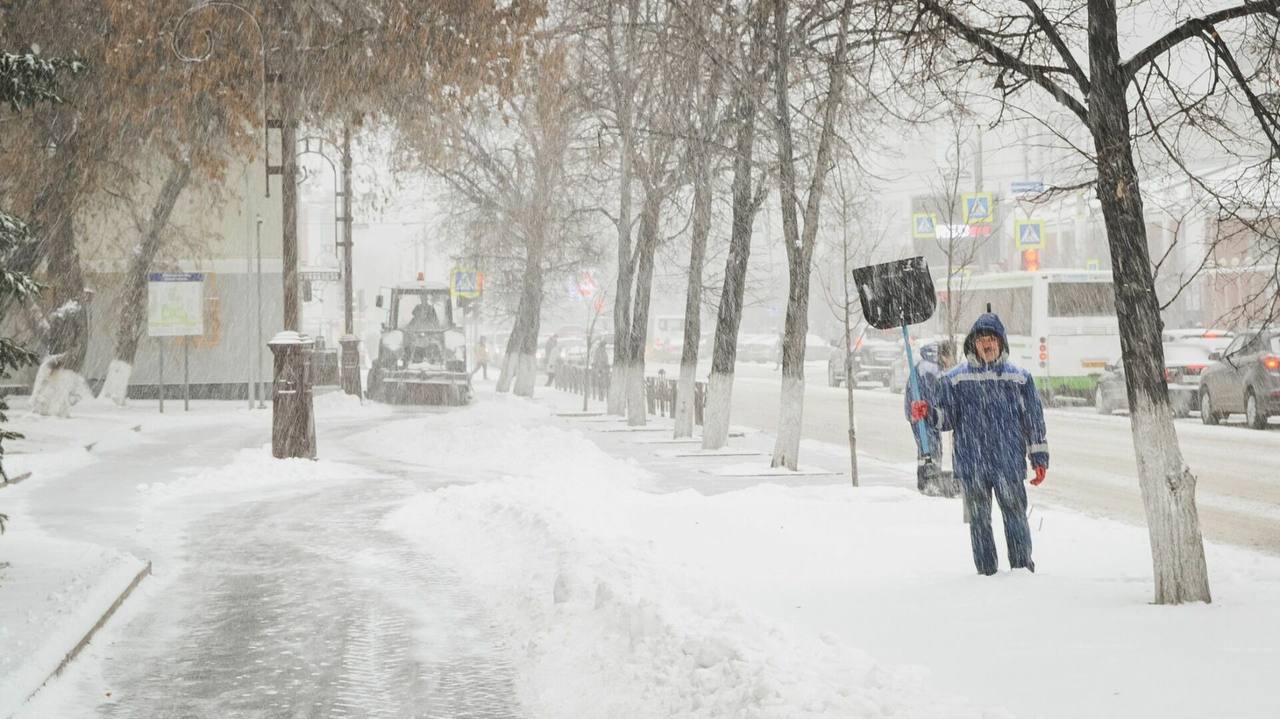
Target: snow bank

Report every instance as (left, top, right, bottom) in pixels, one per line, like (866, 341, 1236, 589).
(0, 536, 146, 715)
(27, 356, 91, 418)
(96, 360, 132, 406)
(381, 398, 989, 718)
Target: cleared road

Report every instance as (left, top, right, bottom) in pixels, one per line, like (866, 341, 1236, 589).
(666, 361, 1280, 556)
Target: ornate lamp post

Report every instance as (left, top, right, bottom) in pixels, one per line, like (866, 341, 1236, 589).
(297, 131, 360, 396)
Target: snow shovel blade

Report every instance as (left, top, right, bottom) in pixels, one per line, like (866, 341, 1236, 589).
(851, 257, 936, 330)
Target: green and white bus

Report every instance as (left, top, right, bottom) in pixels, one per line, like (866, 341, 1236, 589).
(937, 270, 1120, 400)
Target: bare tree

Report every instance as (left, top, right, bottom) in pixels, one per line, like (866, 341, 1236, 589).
(402, 38, 591, 397)
(702, 0, 775, 450)
(769, 0, 856, 469)
(671, 0, 733, 439)
(815, 167, 891, 486)
(926, 113, 989, 346)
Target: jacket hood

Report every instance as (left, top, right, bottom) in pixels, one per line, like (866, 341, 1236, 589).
(917, 342, 938, 364)
(964, 312, 1009, 366)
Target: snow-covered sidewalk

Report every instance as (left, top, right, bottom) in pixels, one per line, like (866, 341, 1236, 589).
(0, 397, 274, 714)
(380, 387, 1280, 719)
(3, 385, 1278, 718)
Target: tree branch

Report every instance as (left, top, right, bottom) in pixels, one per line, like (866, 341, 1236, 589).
(1018, 0, 1091, 95)
(1122, 1, 1279, 81)
(915, 0, 1088, 122)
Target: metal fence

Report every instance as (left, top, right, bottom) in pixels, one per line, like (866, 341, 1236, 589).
(554, 363, 705, 425)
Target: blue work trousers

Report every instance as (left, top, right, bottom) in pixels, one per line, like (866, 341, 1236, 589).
(962, 475, 1033, 575)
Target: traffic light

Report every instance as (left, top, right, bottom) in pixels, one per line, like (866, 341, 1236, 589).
(1021, 248, 1040, 271)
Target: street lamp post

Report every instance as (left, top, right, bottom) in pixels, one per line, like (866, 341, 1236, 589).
(296, 131, 361, 396)
(339, 121, 360, 397)
(256, 215, 265, 409)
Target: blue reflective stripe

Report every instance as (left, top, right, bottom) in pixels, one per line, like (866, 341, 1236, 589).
(952, 371, 1027, 385)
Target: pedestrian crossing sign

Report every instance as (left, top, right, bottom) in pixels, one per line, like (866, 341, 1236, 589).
(450, 268, 483, 299)
(912, 212, 937, 239)
(963, 192, 994, 224)
(1014, 219, 1045, 250)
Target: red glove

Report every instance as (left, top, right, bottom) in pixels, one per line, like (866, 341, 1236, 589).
(1030, 466, 1047, 486)
(910, 400, 929, 422)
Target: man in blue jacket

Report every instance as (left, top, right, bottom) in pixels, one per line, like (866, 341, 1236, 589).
(911, 313, 1049, 575)
(902, 340, 954, 495)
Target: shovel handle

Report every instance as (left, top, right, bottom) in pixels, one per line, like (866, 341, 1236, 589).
(902, 323, 931, 456)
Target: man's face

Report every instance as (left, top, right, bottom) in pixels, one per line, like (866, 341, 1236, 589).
(975, 333, 1001, 363)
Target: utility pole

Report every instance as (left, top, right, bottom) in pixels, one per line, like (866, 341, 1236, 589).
(266, 0, 300, 332)
(266, 1, 316, 458)
(280, 97, 300, 331)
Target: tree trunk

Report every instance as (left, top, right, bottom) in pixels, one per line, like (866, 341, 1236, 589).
(512, 239, 545, 398)
(1089, 0, 1210, 604)
(100, 159, 194, 405)
(843, 277, 859, 487)
(702, 89, 762, 449)
(31, 178, 93, 418)
(626, 192, 661, 426)
(769, 0, 849, 469)
(608, 118, 635, 416)
(496, 319, 523, 393)
(674, 165, 711, 438)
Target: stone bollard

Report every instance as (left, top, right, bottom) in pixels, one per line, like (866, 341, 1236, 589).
(269, 331, 317, 459)
(339, 334, 361, 397)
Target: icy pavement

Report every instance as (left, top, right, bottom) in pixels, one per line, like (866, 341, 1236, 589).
(85, 478, 519, 718)
(14, 395, 522, 718)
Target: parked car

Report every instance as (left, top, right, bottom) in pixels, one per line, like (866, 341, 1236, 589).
(550, 336, 589, 368)
(1199, 329, 1280, 428)
(738, 334, 779, 363)
(1095, 342, 1212, 417)
(1161, 328, 1234, 354)
(828, 332, 902, 387)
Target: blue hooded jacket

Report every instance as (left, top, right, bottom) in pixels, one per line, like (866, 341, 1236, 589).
(930, 313, 1049, 481)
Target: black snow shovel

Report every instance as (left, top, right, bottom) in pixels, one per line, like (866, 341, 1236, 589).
(852, 257, 944, 489)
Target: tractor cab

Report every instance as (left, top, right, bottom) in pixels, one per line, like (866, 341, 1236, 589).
(368, 283, 472, 404)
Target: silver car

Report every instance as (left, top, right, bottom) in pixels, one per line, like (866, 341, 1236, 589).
(1094, 342, 1211, 418)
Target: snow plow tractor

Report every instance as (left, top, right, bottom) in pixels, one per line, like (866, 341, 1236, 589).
(367, 284, 473, 405)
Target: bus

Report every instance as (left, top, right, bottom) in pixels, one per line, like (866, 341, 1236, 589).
(650, 314, 687, 360)
(938, 270, 1120, 401)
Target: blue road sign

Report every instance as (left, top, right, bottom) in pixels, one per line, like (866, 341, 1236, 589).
(963, 193, 993, 223)
(1014, 219, 1045, 249)
(912, 212, 936, 239)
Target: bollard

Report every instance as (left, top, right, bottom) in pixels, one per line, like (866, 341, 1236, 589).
(269, 331, 317, 459)
(339, 334, 361, 397)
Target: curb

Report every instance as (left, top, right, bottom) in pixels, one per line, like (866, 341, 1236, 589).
(22, 559, 152, 707)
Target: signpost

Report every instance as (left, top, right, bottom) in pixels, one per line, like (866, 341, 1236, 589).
(962, 192, 994, 224)
(147, 272, 204, 412)
(911, 212, 937, 239)
(1014, 219, 1046, 250)
(449, 268, 483, 300)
